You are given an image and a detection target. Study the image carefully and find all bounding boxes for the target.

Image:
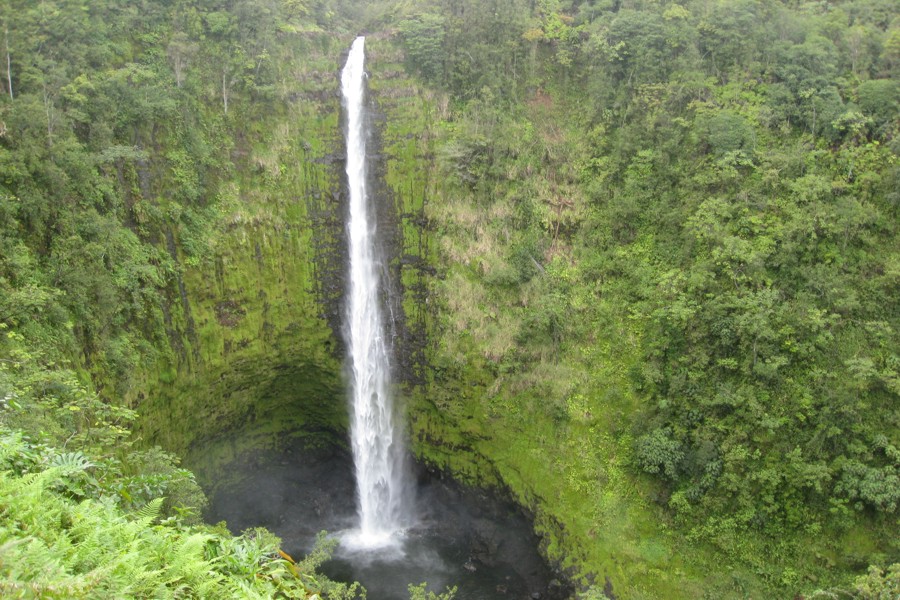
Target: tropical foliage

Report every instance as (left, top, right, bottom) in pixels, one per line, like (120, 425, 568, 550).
(410, 0, 899, 533)
(0, 0, 362, 597)
(390, 0, 898, 596)
(0, 432, 362, 599)
(0, 0, 897, 597)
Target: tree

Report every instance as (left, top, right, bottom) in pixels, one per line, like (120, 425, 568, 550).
(399, 13, 446, 84)
(408, 583, 457, 600)
(167, 32, 198, 88)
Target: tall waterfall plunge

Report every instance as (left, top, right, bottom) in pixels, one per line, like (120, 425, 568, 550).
(341, 36, 410, 548)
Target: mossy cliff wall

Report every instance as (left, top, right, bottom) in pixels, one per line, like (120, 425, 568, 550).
(130, 34, 438, 496)
(129, 37, 353, 490)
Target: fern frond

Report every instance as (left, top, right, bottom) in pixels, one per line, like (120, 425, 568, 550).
(48, 451, 95, 474)
(133, 497, 164, 527)
(0, 432, 24, 465)
(164, 532, 213, 581)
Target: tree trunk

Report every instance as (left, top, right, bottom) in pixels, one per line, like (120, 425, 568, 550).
(43, 84, 55, 147)
(5, 25, 11, 100)
(222, 71, 230, 114)
(173, 58, 184, 88)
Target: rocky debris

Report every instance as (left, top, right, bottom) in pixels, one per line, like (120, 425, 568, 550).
(603, 576, 616, 599)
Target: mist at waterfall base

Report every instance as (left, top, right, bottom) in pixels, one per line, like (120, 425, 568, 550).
(206, 444, 569, 600)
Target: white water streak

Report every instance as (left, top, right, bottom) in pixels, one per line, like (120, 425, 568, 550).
(341, 36, 408, 547)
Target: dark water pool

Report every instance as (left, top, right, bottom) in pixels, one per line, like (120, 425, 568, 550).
(205, 442, 569, 599)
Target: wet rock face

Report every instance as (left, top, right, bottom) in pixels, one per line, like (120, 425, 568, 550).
(304, 161, 348, 356)
(307, 60, 431, 383)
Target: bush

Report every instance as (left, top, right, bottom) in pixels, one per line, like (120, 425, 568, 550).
(835, 461, 900, 513)
(635, 428, 684, 480)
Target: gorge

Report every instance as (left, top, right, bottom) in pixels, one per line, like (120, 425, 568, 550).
(200, 34, 568, 600)
(0, 1, 897, 599)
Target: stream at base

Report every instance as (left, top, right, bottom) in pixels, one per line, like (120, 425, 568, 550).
(206, 441, 570, 600)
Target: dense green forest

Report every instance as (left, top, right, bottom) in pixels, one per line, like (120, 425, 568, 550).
(0, 0, 897, 598)
(393, 0, 899, 595)
(0, 1, 366, 597)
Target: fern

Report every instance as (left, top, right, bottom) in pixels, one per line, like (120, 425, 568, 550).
(0, 449, 366, 599)
(132, 497, 164, 527)
(0, 431, 24, 466)
(47, 451, 95, 474)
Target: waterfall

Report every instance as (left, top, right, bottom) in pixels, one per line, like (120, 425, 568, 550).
(341, 36, 409, 547)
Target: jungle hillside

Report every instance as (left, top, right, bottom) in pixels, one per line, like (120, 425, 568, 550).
(0, 0, 898, 598)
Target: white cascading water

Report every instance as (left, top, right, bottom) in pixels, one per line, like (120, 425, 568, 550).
(341, 35, 408, 548)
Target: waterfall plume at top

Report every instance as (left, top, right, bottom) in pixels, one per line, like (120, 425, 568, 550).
(341, 36, 410, 548)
